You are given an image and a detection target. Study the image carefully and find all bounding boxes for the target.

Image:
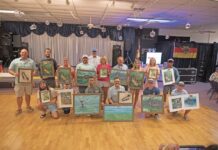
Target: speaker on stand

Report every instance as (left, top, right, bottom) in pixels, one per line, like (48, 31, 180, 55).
(112, 45, 122, 67)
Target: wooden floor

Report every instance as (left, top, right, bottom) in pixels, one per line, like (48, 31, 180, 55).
(0, 93, 218, 150)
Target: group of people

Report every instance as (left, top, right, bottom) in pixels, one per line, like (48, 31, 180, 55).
(8, 47, 192, 121)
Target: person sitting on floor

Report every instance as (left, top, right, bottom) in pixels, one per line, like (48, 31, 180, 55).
(37, 80, 59, 119)
(143, 79, 161, 120)
(171, 81, 191, 121)
(209, 66, 218, 83)
(107, 77, 125, 104)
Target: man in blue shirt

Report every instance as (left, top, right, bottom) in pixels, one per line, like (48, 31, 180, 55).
(9, 48, 36, 115)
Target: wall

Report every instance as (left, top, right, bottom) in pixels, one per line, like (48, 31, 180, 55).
(159, 24, 218, 43)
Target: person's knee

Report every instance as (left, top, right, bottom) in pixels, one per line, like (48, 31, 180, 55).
(52, 111, 59, 119)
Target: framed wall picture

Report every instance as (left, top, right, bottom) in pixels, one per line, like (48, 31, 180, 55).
(18, 68, 33, 83)
(76, 69, 96, 86)
(57, 67, 72, 84)
(110, 69, 128, 85)
(162, 68, 175, 85)
(169, 95, 184, 112)
(141, 95, 164, 114)
(129, 71, 144, 89)
(118, 91, 133, 104)
(57, 89, 74, 108)
(148, 68, 157, 79)
(39, 90, 51, 103)
(73, 94, 101, 115)
(99, 68, 108, 78)
(39, 60, 55, 79)
(104, 105, 134, 122)
(183, 93, 200, 110)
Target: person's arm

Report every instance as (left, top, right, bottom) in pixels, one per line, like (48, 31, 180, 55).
(8, 60, 18, 77)
(174, 68, 180, 83)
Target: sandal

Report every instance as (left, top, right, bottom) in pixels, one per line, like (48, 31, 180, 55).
(40, 113, 46, 119)
(15, 109, 22, 116)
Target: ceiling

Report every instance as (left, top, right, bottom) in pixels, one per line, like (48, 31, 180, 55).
(0, 0, 218, 29)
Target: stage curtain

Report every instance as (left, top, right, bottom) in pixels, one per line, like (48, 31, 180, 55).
(21, 33, 124, 66)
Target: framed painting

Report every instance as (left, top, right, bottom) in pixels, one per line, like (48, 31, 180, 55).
(183, 93, 200, 110)
(73, 94, 101, 115)
(110, 69, 128, 85)
(141, 95, 164, 114)
(76, 69, 96, 86)
(169, 95, 184, 112)
(57, 89, 74, 108)
(162, 68, 175, 85)
(129, 71, 144, 89)
(118, 91, 133, 104)
(39, 90, 51, 103)
(99, 68, 108, 78)
(39, 60, 55, 79)
(18, 68, 33, 83)
(148, 68, 157, 79)
(104, 105, 134, 122)
(57, 67, 72, 84)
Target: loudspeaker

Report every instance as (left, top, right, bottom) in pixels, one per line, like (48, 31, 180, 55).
(178, 68, 197, 75)
(112, 45, 122, 67)
(13, 35, 22, 47)
(0, 33, 12, 46)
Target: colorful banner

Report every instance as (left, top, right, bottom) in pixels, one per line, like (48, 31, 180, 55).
(173, 42, 197, 58)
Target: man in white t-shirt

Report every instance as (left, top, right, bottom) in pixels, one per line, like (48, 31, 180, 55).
(76, 54, 95, 93)
(88, 48, 100, 68)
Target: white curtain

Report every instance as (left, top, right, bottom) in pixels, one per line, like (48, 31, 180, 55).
(22, 33, 124, 66)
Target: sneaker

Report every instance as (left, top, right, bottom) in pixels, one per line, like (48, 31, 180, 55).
(15, 109, 22, 116)
(26, 106, 34, 112)
(40, 113, 46, 119)
(183, 115, 189, 121)
(154, 114, 160, 120)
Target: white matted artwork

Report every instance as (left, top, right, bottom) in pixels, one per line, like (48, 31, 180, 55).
(169, 95, 184, 112)
(118, 91, 133, 104)
(183, 93, 200, 110)
(40, 90, 51, 103)
(57, 89, 74, 108)
(162, 68, 175, 85)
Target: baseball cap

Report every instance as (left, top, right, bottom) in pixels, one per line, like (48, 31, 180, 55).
(168, 58, 174, 62)
(92, 48, 97, 52)
(82, 54, 88, 58)
(177, 81, 185, 86)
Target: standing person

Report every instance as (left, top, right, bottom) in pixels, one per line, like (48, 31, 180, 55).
(37, 80, 59, 119)
(76, 54, 95, 93)
(57, 57, 75, 88)
(88, 48, 100, 68)
(163, 58, 180, 103)
(144, 57, 160, 87)
(96, 56, 111, 104)
(143, 79, 161, 120)
(113, 56, 128, 70)
(39, 48, 58, 88)
(130, 59, 144, 108)
(8, 48, 36, 115)
(171, 81, 191, 121)
(107, 77, 125, 104)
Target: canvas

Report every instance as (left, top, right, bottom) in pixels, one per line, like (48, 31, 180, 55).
(129, 71, 144, 89)
(183, 93, 200, 110)
(141, 95, 164, 113)
(99, 68, 108, 78)
(110, 69, 128, 85)
(162, 68, 175, 85)
(148, 68, 157, 79)
(76, 69, 96, 86)
(57, 67, 72, 84)
(18, 68, 33, 83)
(104, 105, 134, 122)
(118, 91, 133, 104)
(57, 89, 74, 108)
(39, 60, 55, 79)
(40, 90, 51, 103)
(169, 95, 184, 112)
(73, 94, 101, 115)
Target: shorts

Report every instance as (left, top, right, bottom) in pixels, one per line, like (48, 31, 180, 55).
(163, 85, 175, 94)
(43, 103, 57, 112)
(14, 84, 32, 97)
(98, 81, 110, 87)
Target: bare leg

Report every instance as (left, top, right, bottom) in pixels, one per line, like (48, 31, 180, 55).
(25, 94, 31, 107)
(184, 110, 191, 117)
(102, 87, 108, 104)
(17, 96, 23, 110)
(51, 111, 59, 119)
